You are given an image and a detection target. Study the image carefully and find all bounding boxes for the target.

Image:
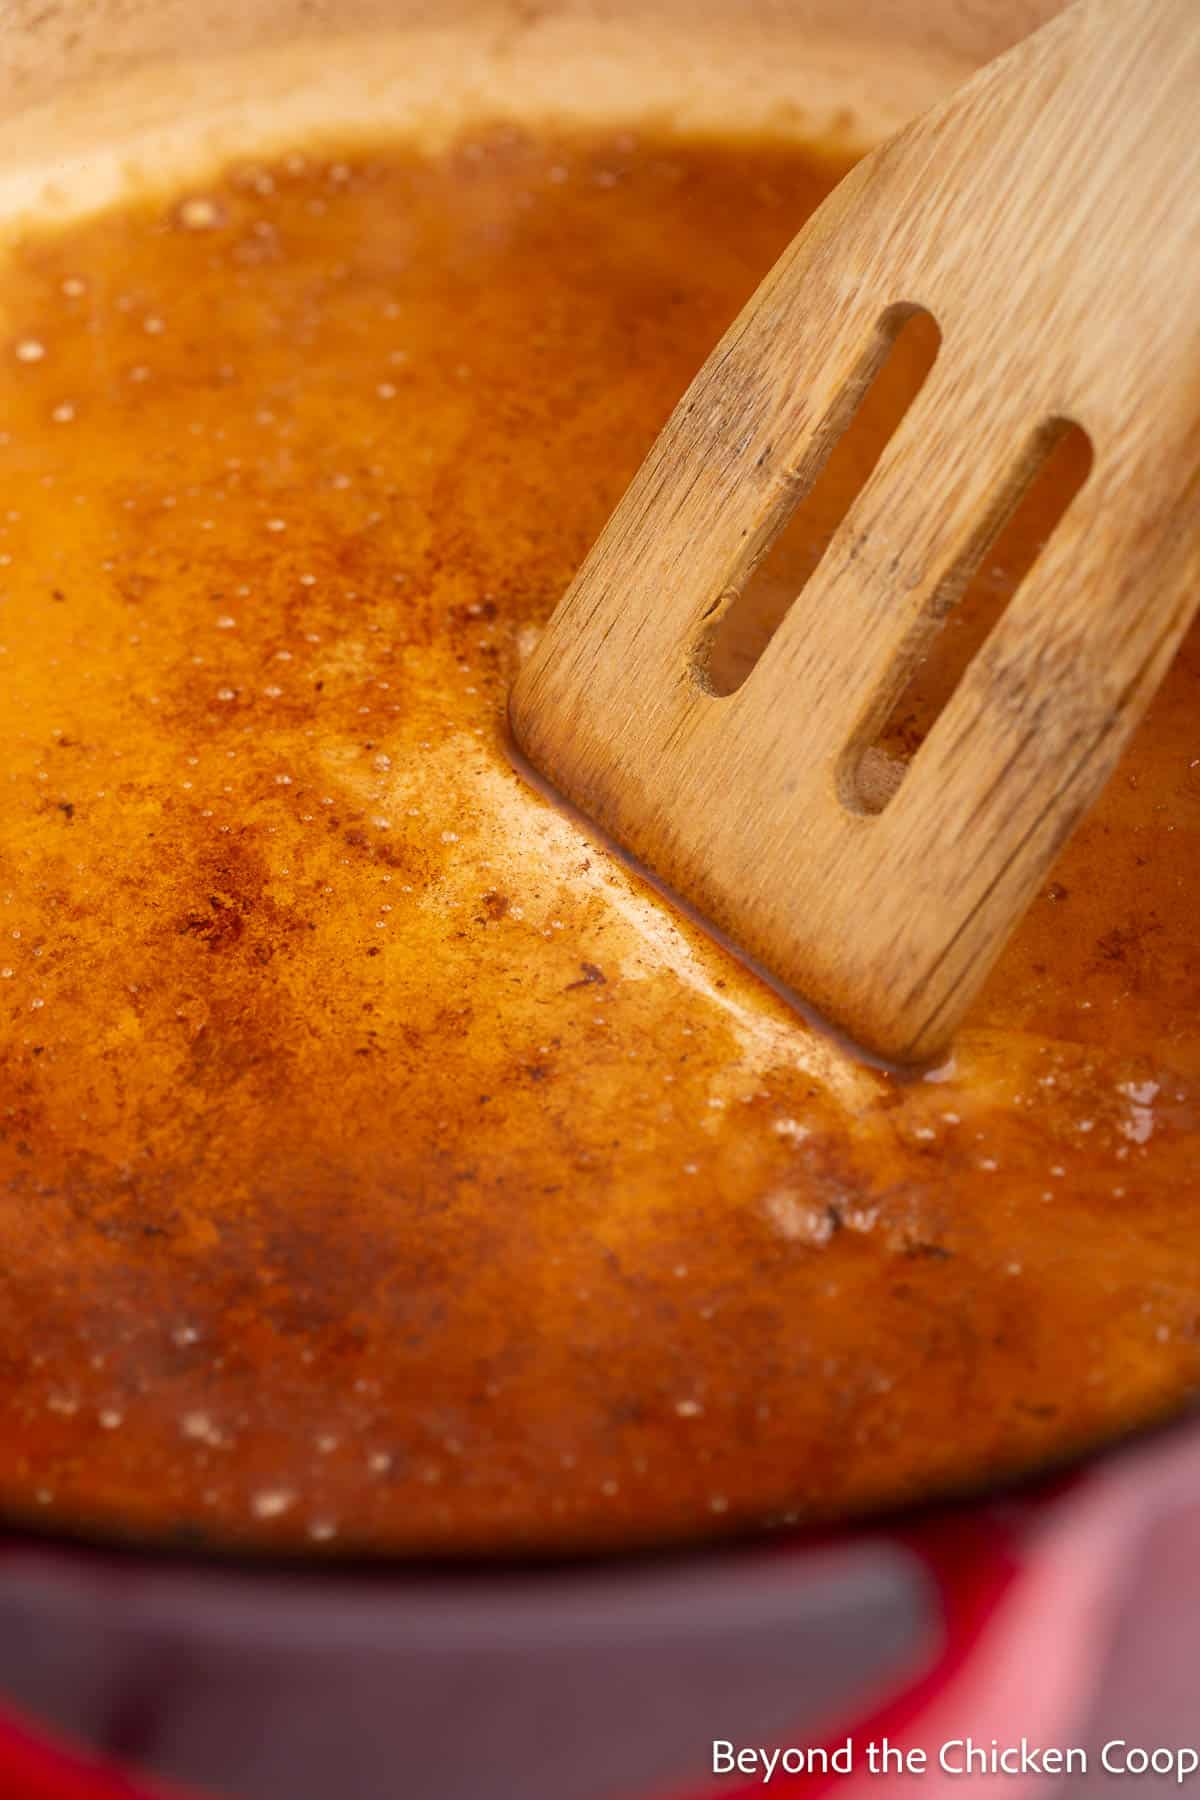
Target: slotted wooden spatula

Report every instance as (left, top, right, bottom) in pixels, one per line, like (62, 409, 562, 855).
(509, 0, 1200, 1065)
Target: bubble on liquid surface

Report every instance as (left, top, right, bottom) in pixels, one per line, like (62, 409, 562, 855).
(251, 1487, 296, 1519)
(176, 196, 225, 231)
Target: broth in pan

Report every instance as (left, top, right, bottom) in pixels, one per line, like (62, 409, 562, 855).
(0, 130, 1196, 1553)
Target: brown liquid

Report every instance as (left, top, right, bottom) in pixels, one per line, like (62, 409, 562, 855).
(0, 130, 1196, 1556)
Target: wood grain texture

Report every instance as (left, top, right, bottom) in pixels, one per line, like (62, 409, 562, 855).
(509, 0, 1200, 1065)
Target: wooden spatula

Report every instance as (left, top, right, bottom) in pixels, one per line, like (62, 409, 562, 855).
(509, 0, 1200, 1066)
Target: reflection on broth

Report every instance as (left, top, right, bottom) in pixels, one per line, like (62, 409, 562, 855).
(0, 131, 1196, 1554)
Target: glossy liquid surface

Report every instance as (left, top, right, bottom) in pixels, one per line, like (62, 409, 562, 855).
(0, 132, 1196, 1554)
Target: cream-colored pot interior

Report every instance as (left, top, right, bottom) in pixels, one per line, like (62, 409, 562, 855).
(1, 0, 1066, 227)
